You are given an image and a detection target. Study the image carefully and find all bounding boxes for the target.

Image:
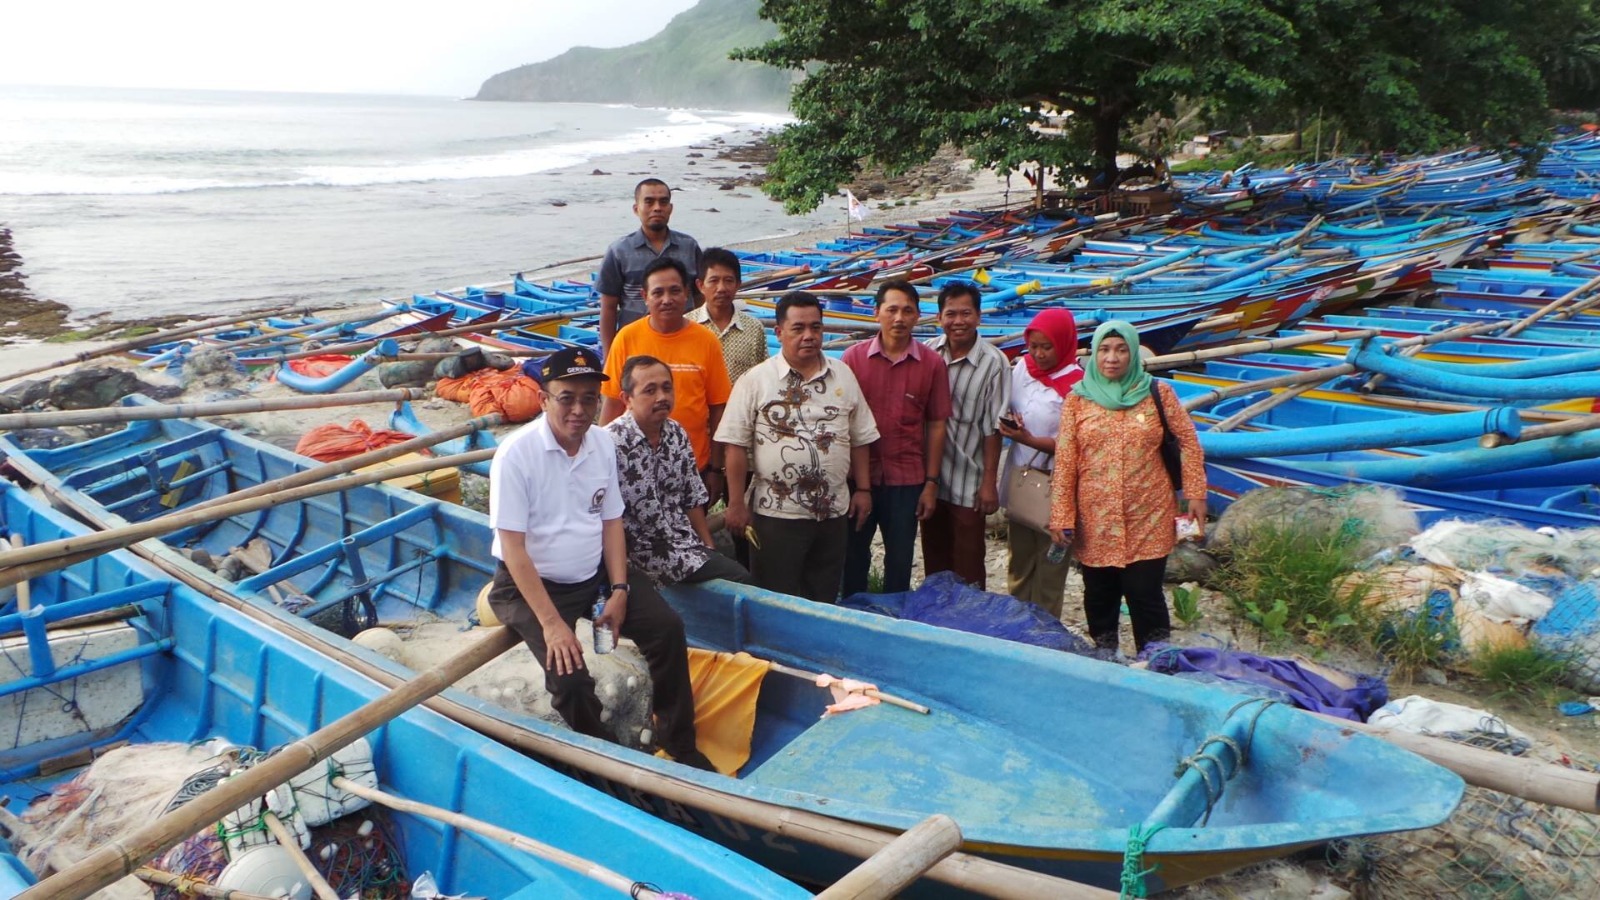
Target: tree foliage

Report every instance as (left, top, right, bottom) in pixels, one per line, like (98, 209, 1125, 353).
(738, 0, 1600, 213)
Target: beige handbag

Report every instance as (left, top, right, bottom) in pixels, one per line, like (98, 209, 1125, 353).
(1004, 454, 1055, 533)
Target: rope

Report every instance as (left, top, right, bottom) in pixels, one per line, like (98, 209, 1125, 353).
(1171, 699, 1277, 825)
(1119, 823, 1167, 898)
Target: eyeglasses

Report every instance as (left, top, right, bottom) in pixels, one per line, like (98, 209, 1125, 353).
(548, 393, 601, 410)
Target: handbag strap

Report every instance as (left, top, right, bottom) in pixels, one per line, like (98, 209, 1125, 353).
(1150, 381, 1173, 440)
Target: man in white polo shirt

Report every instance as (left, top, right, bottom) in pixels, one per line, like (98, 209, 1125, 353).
(485, 346, 712, 770)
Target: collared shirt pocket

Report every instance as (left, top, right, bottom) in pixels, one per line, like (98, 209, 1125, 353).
(899, 391, 926, 425)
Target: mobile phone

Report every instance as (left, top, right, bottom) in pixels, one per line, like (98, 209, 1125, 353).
(999, 413, 1021, 430)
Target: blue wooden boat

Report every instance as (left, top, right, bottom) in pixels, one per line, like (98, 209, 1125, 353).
(0, 406, 1466, 894)
(0, 481, 804, 899)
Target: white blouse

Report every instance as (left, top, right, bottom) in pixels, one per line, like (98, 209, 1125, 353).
(1001, 357, 1081, 501)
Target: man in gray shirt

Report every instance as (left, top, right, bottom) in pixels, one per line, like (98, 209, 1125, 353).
(597, 178, 702, 353)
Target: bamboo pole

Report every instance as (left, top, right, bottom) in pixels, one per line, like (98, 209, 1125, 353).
(1312, 712, 1600, 814)
(816, 815, 963, 900)
(1329, 393, 1575, 421)
(0, 388, 429, 431)
(767, 661, 931, 714)
(7, 535, 28, 613)
(275, 313, 567, 362)
(1206, 376, 1333, 432)
(0, 305, 294, 383)
(18, 626, 520, 900)
(173, 413, 502, 517)
(1180, 364, 1357, 413)
(1174, 318, 1528, 412)
(0, 448, 495, 589)
(1480, 411, 1600, 448)
(1144, 328, 1381, 371)
(1500, 273, 1600, 337)
(373, 350, 545, 363)
(134, 867, 277, 900)
(1550, 287, 1600, 322)
(260, 812, 339, 900)
(216, 307, 406, 354)
(330, 777, 670, 898)
(102, 543, 1125, 900)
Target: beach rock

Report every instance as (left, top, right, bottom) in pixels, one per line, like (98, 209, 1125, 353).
(1165, 541, 1219, 584)
(0, 379, 49, 409)
(591, 168, 609, 176)
(47, 366, 146, 409)
(548, 199, 567, 207)
(718, 183, 735, 191)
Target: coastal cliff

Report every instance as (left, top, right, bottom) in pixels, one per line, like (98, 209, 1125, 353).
(473, 0, 792, 111)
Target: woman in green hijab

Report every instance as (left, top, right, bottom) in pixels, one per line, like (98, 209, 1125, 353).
(1045, 321, 1207, 653)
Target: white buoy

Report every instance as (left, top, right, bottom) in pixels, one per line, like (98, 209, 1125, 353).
(215, 845, 313, 900)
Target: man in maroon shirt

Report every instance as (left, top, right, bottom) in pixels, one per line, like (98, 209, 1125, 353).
(840, 280, 951, 596)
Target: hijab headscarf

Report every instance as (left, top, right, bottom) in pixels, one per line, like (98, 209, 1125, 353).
(1073, 320, 1153, 410)
(1022, 308, 1083, 397)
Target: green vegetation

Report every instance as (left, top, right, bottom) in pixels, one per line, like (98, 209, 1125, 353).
(1374, 610, 1457, 681)
(738, 0, 1600, 212)
(475, 0, 792, 111)
(1215, 524, 1372, 648)
(1170, 584, 1203, 629)
(1473, 645, 1573, 703)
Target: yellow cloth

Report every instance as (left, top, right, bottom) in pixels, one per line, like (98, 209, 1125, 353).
(685, 648, 770, 776)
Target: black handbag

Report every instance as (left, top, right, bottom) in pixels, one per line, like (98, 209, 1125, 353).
(1149, 383, 1184, 491)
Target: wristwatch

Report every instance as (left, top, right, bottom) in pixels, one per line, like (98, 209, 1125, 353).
(924, 476, 939, 486)
(609, 583, 632, 594)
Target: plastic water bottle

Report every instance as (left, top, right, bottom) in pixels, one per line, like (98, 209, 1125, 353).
(591, 599, 615, 655)
(1046, 541, 1068, 565)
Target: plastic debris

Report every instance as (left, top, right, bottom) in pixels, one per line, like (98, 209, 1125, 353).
(1368, 695, 1532, 745)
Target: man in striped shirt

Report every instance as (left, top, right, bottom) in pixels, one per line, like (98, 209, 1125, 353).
(923, 281, 1010, 588)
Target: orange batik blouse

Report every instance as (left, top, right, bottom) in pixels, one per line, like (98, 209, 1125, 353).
(1047, 384, 1207, 568)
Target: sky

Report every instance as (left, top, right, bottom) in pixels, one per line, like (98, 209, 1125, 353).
(0, 0, 703, 97)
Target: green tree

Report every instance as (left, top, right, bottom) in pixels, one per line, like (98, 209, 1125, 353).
(1277, 0, 1562, 151)
(740, 0, 1600, 213)
(739, 0, 1296, 212)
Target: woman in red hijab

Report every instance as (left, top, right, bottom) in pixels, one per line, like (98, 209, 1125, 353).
(997, 308, 1083, 616)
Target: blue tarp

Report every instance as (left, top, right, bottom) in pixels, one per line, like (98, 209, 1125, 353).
(841, 572, 1097, 655)
(1143, 644, 1389, 721)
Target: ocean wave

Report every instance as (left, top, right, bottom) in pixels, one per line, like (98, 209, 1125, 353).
(0, 118, 752, 196)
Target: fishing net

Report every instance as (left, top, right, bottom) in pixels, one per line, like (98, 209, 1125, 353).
(1325, 733, 1600, 899)
(1408, 519, 1600, 581)
(1169, 732, 1600, 899)
(1210, 485, 1419, 562)
(5, 742, 411, 899)
(356, 620, 658, 750)
(1533, 580, 1600, 693)
(180, 347, 249, 390)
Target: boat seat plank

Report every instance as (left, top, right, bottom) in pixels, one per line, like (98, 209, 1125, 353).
(60, 429, 222, 491)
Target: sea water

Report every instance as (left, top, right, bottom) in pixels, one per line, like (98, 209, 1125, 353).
(0, 85, 837, 320)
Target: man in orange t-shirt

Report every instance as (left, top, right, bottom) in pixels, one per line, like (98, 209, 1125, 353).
(601, 258, 733, 497)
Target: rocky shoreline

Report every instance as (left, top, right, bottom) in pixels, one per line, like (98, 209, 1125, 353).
(701, 134, 977, 204)
(0, 227, 73, 342)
